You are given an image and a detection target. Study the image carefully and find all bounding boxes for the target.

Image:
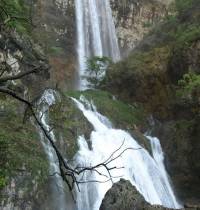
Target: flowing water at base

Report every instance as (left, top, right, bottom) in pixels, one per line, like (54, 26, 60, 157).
(72, 96, 182, 210)
(36, 90, 182, 210)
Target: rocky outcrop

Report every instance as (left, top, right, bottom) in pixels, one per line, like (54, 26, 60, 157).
(110, 0, 174, 56)
(100, 179, 169, 210)
(100, 180, 200, 210)
(0, 30, 50, 99)
(26, 0, 76, 90)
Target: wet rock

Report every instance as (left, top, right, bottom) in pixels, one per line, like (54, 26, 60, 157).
(100, 179, 169, 210)
(100, 179, 200, 210)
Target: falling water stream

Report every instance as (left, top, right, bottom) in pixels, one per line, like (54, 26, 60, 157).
(71, 96, 182, 210)
(75, 0, 120, 90)
(36, 0, 182, 209)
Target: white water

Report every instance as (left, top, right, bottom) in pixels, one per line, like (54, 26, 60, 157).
(37, 89, 67, 210)
(75, 0, 120, 90)
(72, 96, 182, 210)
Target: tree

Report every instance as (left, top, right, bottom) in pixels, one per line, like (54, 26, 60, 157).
(85, 56, 112, 88)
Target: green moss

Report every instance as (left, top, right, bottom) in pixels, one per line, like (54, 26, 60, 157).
(175, 0, 196, 14)
(48, 94, 92, 159)
(0, 0, 31, 35)
(49, 47, 64, 56)
(0, 96, 48, 190)
(176, 72, 200, 115)
(67, 89, 146, 129)
(177, 72, 200, 94)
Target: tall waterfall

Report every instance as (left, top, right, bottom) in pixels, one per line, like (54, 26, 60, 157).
(75, 0, 120, 90)
(72, 96, 182, 210)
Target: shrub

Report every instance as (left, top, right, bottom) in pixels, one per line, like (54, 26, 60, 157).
(84, 56, 112, 88)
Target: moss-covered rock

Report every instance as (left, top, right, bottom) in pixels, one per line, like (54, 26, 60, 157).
(105, 46, 173, 120)
(0, 95, 49, 208)
(48, 92, 93, 159)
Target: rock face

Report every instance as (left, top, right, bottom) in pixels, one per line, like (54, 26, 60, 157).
(26, 0, 76, 90)
(100, 180, 200, 210)
(0, 30, 50, 99)
(0, 30, 50, 209)
(110, 0, 173, 56)
(104, 0, 200, 205)
(100, 179, 169, 210)
(27, 0, 171, 89)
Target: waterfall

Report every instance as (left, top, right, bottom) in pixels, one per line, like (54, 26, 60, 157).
(37, 89, 68, 210)
(72, 96, 182, 210)
(75, 0, 120, 90)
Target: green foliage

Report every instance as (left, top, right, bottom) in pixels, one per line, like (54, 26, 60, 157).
(0, 96, 48, 189)
(177, 72, 200, 98)
(85, 56, 112, 88)
(143, 21, 153, 28)
(0, 175, 7, 189)
(67, 90, 146, 129)
(49, 47, 64, 55)
(175, 0, 195, 14)
(0, 0, 31, 34)
(0, 136, 8, 189)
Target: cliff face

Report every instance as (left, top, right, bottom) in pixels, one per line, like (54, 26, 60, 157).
(104, 0, 200, 204)
(27, 0, 170, 89)
(110, 0, 173, 56)
(24, 0, 76, 90)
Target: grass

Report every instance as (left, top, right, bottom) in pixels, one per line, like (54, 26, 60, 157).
(67, 89, 146, 129)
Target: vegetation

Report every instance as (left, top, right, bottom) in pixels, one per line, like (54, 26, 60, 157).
(67, 89, 146, 129)
(177, 72, 200, 96)
(85, 56, 112, 88)
(49, 46, 64, 56)
(0, 96, 48, 190)
(104, 0, 200, 120)
(176, 72, 200, 115)
(0, 0, 31, 34)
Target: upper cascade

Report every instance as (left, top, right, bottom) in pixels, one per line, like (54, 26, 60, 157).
(75, 0, 120, 90)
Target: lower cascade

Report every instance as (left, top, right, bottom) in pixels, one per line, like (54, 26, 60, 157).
(37, 90, 182, 210)
(71, 96, 182, 210)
